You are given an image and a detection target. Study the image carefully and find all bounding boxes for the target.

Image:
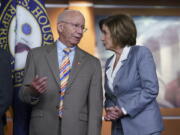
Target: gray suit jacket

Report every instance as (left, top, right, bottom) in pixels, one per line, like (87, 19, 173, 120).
(104, 46, 164, 135)
(0, 49, 13, 135)
(19, 44, 103, 135)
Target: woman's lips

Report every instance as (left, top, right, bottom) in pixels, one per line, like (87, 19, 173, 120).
(15, 42, 31, 53)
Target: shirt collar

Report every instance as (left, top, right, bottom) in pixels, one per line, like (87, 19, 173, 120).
(56, 39, 76, 52)
(120, 46, 131, 61)
(108, 46, 131, 68)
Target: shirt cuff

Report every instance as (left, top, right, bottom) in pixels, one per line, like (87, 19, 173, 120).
(121, 107, 127, 115)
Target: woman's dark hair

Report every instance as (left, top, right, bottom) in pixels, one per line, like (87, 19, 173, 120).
(99, 14, 137, 47)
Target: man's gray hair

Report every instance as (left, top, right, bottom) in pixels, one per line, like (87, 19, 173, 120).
(57, 9, 83, 23)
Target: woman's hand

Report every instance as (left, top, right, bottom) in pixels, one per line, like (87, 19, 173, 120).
(104, 106, 124, 121)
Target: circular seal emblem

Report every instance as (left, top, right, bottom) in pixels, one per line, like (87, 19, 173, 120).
(22, 23, 31, 35)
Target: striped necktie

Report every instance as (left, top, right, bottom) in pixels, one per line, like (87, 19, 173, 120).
(59, 48, 71, 117)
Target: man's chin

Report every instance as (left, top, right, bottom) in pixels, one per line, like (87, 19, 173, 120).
(71, 41, 80, 46)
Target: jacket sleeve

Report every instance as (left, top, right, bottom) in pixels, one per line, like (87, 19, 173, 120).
(123, 47, 159, 117)
(0, 51, 13, 117)
(18, 50, 40, 105)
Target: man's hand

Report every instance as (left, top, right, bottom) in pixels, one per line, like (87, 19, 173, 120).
(31, 75, 48, 94)
(104, 106, 124, 121)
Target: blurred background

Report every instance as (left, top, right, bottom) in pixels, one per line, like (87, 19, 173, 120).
(1, 0, 180, 135)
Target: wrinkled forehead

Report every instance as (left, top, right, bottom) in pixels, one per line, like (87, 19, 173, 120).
(58, 10, 85, 24)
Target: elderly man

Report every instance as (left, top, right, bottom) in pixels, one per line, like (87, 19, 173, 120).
(19, 9, 103, 135)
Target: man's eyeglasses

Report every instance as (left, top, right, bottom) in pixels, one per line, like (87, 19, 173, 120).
(61, 21, 87, 33)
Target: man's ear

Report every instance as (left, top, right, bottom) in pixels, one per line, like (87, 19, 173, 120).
(57, 23, 63, 32)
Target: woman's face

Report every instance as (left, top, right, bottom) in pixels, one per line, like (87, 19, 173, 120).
(100, 24, 115, 51)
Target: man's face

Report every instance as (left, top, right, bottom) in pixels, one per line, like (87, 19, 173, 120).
(58, 12, 86, 47)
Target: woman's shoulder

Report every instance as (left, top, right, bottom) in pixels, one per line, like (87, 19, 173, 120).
(131, 45, 150, 51)
(131, 45, 152, 55)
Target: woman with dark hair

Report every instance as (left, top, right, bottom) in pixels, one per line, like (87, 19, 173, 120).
(99, 14, 164, 135)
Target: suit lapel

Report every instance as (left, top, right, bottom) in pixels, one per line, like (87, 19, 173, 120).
(45, 45, 60, 85)
(113, 47, 132, 86)
(66, 47, 86, 90)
